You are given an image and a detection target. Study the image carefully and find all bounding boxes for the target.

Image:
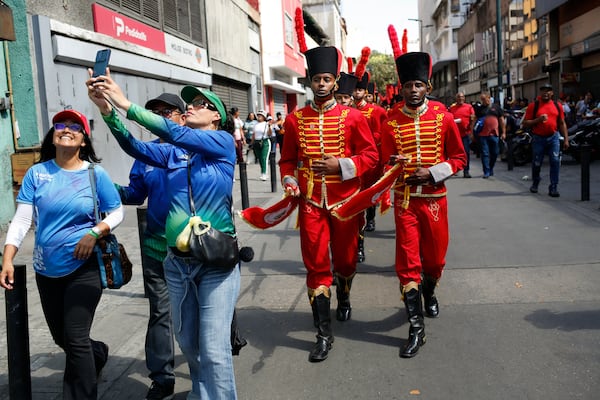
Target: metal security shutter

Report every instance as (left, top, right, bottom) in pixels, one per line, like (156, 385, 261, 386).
(212, 77, 250, 118)
(273, 89, 286, 115)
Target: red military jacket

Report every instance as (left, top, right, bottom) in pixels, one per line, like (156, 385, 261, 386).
(280, 100, 378, 209)
(355, 100, 388, 187)
(355, 100, 388, 145)
(381, 99, 466, 198)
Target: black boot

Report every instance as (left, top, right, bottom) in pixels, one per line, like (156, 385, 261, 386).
(421, 275, 439, 318)
(357, 231, 366, 263)
(400, 287, 426, 358)
(334, 273, 355, 321)
(365, 206, 376, 232)
(308, 292, 333, 362)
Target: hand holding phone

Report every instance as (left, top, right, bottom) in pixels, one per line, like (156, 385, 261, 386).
(92, 49, 111, 78)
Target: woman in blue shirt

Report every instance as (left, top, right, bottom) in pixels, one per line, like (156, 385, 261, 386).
(87, 70, 240, 400)
(1, 110, 123, 399)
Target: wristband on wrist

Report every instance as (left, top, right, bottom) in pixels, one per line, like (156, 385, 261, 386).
(87, 229, 100, 239)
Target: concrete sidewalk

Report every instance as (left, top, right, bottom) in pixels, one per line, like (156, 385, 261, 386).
(1, 153, 599, 400)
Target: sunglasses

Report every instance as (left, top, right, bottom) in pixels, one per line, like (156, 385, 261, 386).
(152, 109, 180, 118)
(54, 123, 84, 133)
(191, 99, 217, 111)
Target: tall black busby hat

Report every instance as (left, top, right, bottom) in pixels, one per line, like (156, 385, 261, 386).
(336, 72, 359, 96)
(394, 52, 432, 85)
(304, 46, 343, 79)
(353, 47, 371, 90)
(367, 82, 375, 94)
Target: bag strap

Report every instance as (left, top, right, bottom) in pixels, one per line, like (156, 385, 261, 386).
(185, 155, 237, 234)
(186, 155, 197, 217)
(88, 163, 101, 224)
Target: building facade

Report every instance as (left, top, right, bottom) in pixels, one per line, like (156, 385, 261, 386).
(0, 0, 262, 230)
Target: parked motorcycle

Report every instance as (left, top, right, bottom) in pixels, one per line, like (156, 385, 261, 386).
(502, 110, 532, 166)
(510, 129, 533, 166)
(564, 118, 600, 162)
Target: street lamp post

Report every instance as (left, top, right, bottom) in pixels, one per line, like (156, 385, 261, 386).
(408, 18, 433, 53)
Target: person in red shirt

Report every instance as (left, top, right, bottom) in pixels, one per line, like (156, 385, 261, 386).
(381, 52, 466, 358)
(521, 83, 569, 197)
(448, 92, 475, 178)
(477, 92, 506, 178)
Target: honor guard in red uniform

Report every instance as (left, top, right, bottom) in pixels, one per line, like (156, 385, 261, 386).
(282, 13, 378, 362)
(353, 49, 388, 236)
(381, 50, 466, 358)
(334, 72, 359, 107)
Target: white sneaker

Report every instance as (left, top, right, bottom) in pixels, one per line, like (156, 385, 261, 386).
(260, 174, 267, 181)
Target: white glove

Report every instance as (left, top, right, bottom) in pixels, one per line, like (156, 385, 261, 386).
(283, 176, 300, 197)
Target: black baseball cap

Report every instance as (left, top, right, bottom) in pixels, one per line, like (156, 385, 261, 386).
(540, 83, 553, 91)
(145, 93, 186, 113)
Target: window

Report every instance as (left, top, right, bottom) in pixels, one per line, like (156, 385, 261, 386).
(284, 13, 293, 47)
(100, 0, 205, 46)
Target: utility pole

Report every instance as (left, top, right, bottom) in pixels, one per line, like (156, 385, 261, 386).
(496, 0, 504, 105)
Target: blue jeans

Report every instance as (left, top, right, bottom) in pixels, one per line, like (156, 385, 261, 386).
(142, 253, 175, 386)
(479, 135, 499, 176)
(163, 250, 240, 400)
(461, 135, 471, 173)
(531, 132, 560, 186)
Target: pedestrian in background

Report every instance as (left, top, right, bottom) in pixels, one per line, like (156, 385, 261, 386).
(280, 40, 378, 362)
(449, 92, 475, 178)
(244, 112, 258, 162)
(381, 51, 466, 358)
(251, 110, 272, 181)
(522, 83, 569, 197)
(477, 92, 505, 178)
(231, 107, 245, 163)
(87, 70, 240, 399)
(114, 92, 187, 400)
(1, 110, 123, 399)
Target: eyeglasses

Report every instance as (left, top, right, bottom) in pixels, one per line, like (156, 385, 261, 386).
(152, 109, 180, 118)
(191, 99, 217, 111)
(54, 123, 83, 133)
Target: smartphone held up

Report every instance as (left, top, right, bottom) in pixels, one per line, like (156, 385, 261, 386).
(92, 49, 111, 78)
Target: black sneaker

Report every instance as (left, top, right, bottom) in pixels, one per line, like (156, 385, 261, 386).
(529, 183, 539, 193)
(145, 381, 175, 400)
(548, 185, 560, 197)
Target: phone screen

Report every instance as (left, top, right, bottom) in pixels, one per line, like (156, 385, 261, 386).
(92, 49, 111, 78)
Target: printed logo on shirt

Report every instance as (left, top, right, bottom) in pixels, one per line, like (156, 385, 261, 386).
(35, 172, 53, 183)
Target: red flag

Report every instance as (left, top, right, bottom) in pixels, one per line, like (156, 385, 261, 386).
(239, 196, 299, 229)
(332, 163, 405, 221)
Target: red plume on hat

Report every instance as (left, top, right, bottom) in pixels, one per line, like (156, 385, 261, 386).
(347, 57, 354, 74)
(294, 8, 308, 53)
(354, 47, 371, 80)
(402, 29, 408, 54)
(388, 25, 403, 59)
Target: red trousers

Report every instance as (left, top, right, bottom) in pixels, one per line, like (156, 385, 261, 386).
(298, 199, 361, 289)
(393, 196, 449, 286)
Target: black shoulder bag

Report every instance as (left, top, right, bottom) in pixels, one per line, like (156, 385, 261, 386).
(89, 164, 133, 289)
(176, 157, 239, 270)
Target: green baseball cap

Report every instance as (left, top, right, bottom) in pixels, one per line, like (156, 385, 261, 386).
(181, 86, 227, 125)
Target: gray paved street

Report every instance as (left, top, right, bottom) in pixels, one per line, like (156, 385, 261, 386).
(1, 154, 599, 400)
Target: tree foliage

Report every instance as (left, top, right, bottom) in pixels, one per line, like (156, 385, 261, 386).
(367, 50, 398, 96)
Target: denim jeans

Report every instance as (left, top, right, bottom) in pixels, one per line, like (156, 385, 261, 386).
(479, 135, 499, 176)
(142, 253, 175, 386)
(461, 135, 471, 173)
(531, 132, 560, 186)
(163, 250, 240, 400)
